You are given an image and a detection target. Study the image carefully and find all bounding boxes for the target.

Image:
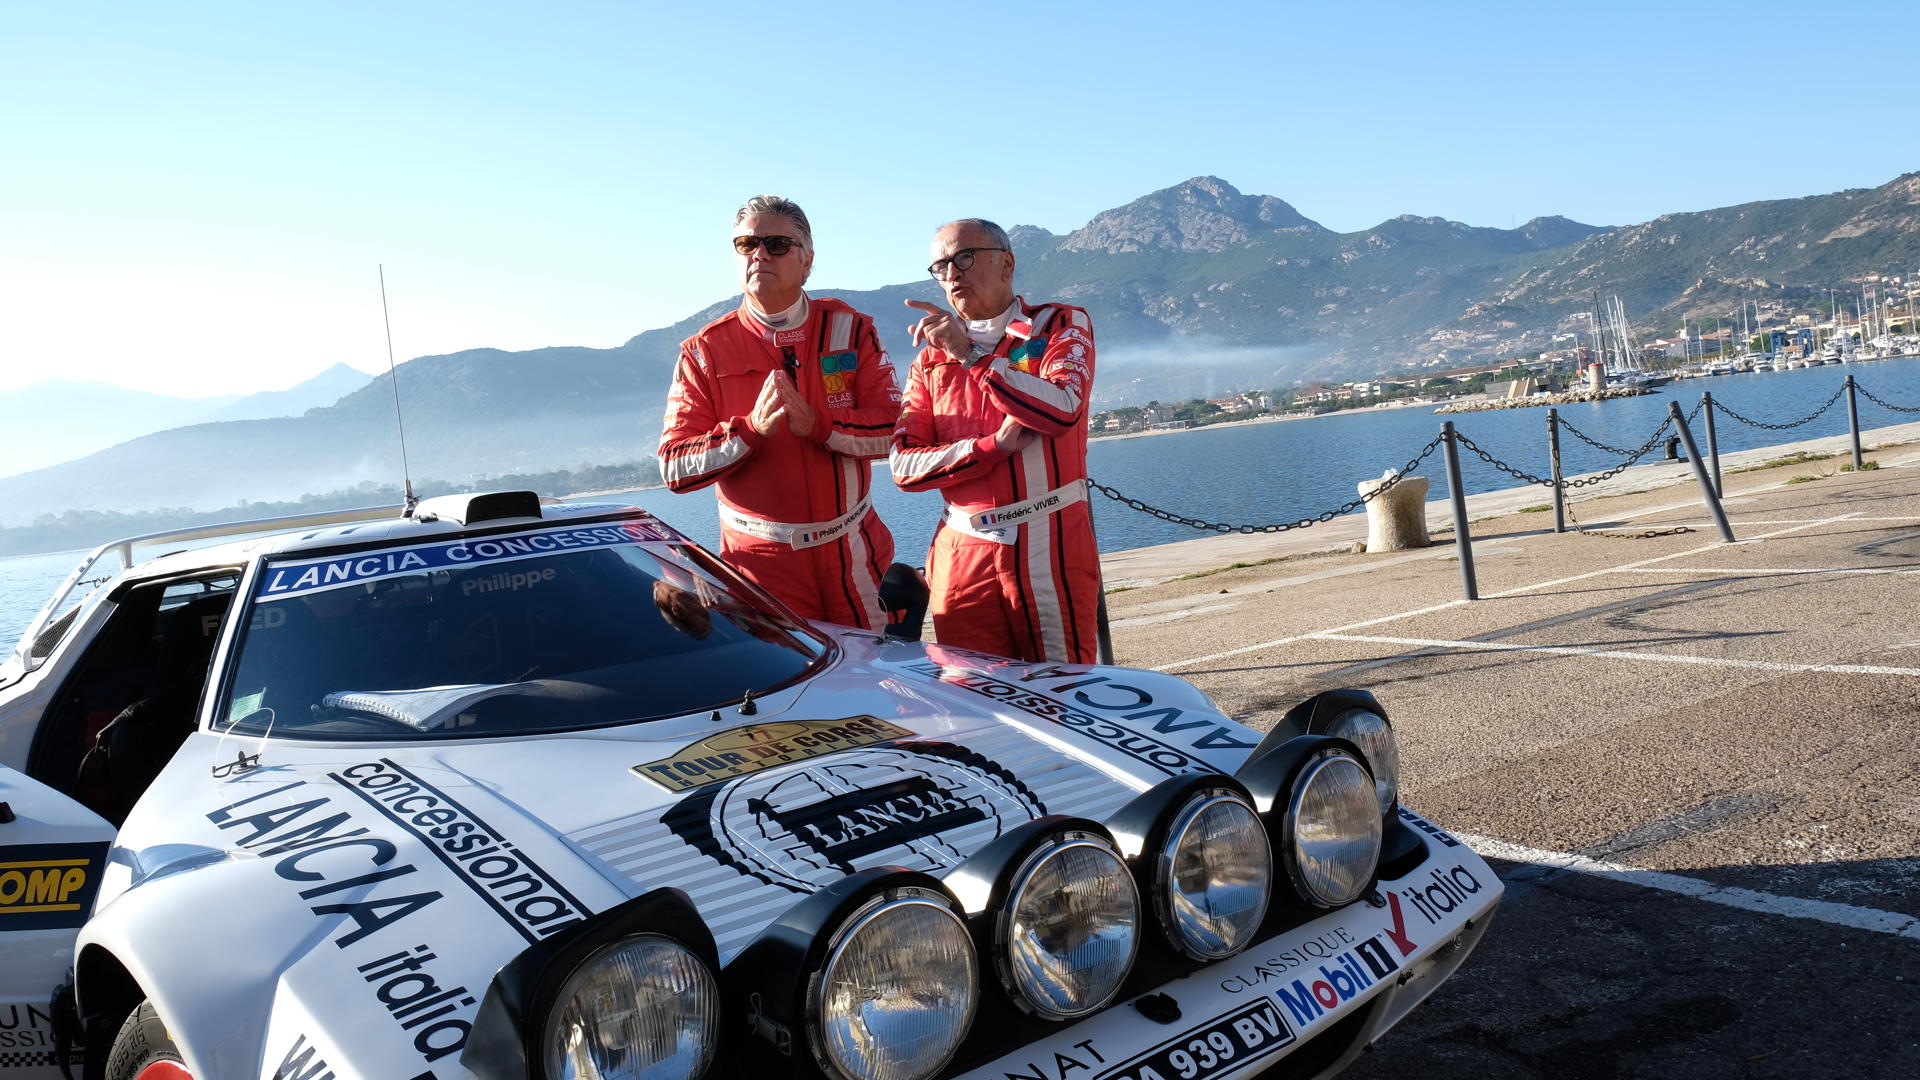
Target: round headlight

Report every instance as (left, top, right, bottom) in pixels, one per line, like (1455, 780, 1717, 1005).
(813, 889, 977, 1080)
(1324, 708, 1399, 815)
(1284, 750, 1383, 908)
(1160, 792, 1272, 960)
(1000, 834, 1140, 1020)
(543, 934, 720, 1080)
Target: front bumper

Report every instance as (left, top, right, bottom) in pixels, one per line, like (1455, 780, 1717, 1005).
(953, 825, 1500, 1080)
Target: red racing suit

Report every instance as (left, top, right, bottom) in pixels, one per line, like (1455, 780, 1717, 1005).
(658, 296, 899, 629)
(890, 298, 1100, 663)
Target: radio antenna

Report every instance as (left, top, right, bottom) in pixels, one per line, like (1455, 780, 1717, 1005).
(378, 264, 418, 517)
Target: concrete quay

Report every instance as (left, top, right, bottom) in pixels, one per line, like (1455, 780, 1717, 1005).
(1094, 421, 1920, 1078)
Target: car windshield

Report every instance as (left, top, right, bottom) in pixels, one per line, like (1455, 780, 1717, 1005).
(214, 519, 828, 740)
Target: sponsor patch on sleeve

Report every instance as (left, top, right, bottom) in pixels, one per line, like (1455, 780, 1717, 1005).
(633, 716, 912, 792)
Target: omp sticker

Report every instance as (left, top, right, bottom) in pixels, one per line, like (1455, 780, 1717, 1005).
(634, 716, 912, 793)
(256, 522, 677, 601)
(0, 843, 108, 930)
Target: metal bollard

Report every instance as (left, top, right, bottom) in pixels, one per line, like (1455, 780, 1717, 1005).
(1440, 421, 1479, 600)
(1702, 391, 1722, 499)
(1548, 408, 1565, 534)
(1845, 375, 1864, 471)
(1668, 401, 1735, 543)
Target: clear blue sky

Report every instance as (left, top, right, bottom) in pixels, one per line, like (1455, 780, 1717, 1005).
(5, 1, 1915, 396)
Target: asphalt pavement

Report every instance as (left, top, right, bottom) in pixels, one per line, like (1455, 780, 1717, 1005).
(1095, 423, 1920, 1078)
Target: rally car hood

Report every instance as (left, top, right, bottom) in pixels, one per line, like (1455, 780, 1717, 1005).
(85, 638, 1265, 1078)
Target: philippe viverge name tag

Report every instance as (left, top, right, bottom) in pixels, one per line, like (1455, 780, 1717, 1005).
(634, 716, 913, 792)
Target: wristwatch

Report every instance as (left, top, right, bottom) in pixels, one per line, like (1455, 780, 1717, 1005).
(963, 342, 991, 367)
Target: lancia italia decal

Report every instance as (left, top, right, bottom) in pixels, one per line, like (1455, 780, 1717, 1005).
(633, 716, 913, 792)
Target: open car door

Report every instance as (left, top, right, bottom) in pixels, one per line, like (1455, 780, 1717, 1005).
(0, 765, 112, 1080)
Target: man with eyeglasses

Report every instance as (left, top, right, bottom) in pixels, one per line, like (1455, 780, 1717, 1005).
(658, 195, 901, 630)
(891, 218, 1100, 663)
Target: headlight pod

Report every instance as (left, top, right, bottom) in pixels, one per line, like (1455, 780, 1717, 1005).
(998, 832, 1140, 1019)
(1284, 748, 1383, 908)
(810, 887, 977, 1080)
(543, 935, 720, 1080)
(1324, 707, 1399, 815)
(461, 888, 722, 1080)
(1159, 791, 1271, 959)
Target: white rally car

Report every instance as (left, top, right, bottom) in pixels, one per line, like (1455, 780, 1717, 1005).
(0, 492, 1498, 1080)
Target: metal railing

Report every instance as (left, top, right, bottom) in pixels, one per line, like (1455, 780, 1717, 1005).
(1088, 375, 1920, 612)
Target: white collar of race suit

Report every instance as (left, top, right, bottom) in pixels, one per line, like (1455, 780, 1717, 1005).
(743, 292, 810, 335)
(965, 296, 1029, 348)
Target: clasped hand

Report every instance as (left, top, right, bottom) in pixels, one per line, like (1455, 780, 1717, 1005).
(748, 369, 816, 438)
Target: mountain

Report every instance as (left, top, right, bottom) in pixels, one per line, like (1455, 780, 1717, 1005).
(0, 381, 243, 478)
(202, 363, 375, 422)
(6, 171, 1920, 526)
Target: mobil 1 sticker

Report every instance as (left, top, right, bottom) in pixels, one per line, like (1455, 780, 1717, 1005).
(1097, 999, 1293, 1080)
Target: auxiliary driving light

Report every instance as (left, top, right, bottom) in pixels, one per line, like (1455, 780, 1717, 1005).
(1324, 707, 1400, 815)
(1283, 747, 1383, 908)
(542, 934, 720, 1080)
(998, 833, 1140, 1019)
(1159, 790, 1272, 960)
(810, 888, 978, 1080)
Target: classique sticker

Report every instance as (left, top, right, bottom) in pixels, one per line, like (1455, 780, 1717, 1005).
(634, 716, 911, 792)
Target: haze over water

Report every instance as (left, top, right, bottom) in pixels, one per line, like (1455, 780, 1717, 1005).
(6, 360, 1919, 651)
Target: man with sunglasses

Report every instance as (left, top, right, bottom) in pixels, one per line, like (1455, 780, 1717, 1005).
(891, 218, 1100, 663)
(658, 195, 901, 630)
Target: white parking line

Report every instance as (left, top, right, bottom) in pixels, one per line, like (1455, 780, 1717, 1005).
(1458, 832, 1920, 941)
(1150, 513, 1865, 673)
(1613, 566, 1920, 577)
(1312, 632, 1920, 676)
(1485, 513, 1863, 599)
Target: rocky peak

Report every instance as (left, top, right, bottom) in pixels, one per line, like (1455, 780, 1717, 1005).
(1059, 176, 1323, 254)
(1007, 224, 1057, 255)
(1516, 214, 1607, 250)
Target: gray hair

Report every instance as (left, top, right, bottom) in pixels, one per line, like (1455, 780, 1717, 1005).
(942, 217, 1011, 251)
(735, 194, 812, 247)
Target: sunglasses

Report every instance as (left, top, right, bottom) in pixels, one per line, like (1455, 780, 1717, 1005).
(733, 235, 802, 257)
(927, 246, 1007, 278)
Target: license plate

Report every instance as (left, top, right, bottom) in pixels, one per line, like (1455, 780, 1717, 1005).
(1098, 1000, 1295, 1080)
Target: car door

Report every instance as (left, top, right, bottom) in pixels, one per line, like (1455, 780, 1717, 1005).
(0, 765, 112, 1080)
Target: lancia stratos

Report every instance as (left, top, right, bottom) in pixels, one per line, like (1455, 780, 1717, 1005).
(0, 491, 1499, 1080)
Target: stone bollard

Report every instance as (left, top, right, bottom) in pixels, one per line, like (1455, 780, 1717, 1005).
(1358, 470, 1431, 552)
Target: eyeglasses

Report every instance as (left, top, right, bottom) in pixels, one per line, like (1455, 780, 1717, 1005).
(734, 235, 802, 257)
(927, 247, 1007, 278)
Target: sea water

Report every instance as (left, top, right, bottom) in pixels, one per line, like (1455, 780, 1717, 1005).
(4, 360, 1918, 651)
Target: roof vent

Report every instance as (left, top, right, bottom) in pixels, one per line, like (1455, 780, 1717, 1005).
(411, 491, 545, 526)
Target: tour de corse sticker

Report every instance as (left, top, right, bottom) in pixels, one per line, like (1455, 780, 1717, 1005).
(634, 716, 913, 792)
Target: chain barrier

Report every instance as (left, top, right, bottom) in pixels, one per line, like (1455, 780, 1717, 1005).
(1094, 398, 1711, 535)
(1555, 416, 1640, 458)
(1089, 434, 1446, 535)
(1854, 381, 1920, 415)
(1458, 403, 1686, 492)
(1710, 383, 1846, 430)
(1562, 497, 1696, 540)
